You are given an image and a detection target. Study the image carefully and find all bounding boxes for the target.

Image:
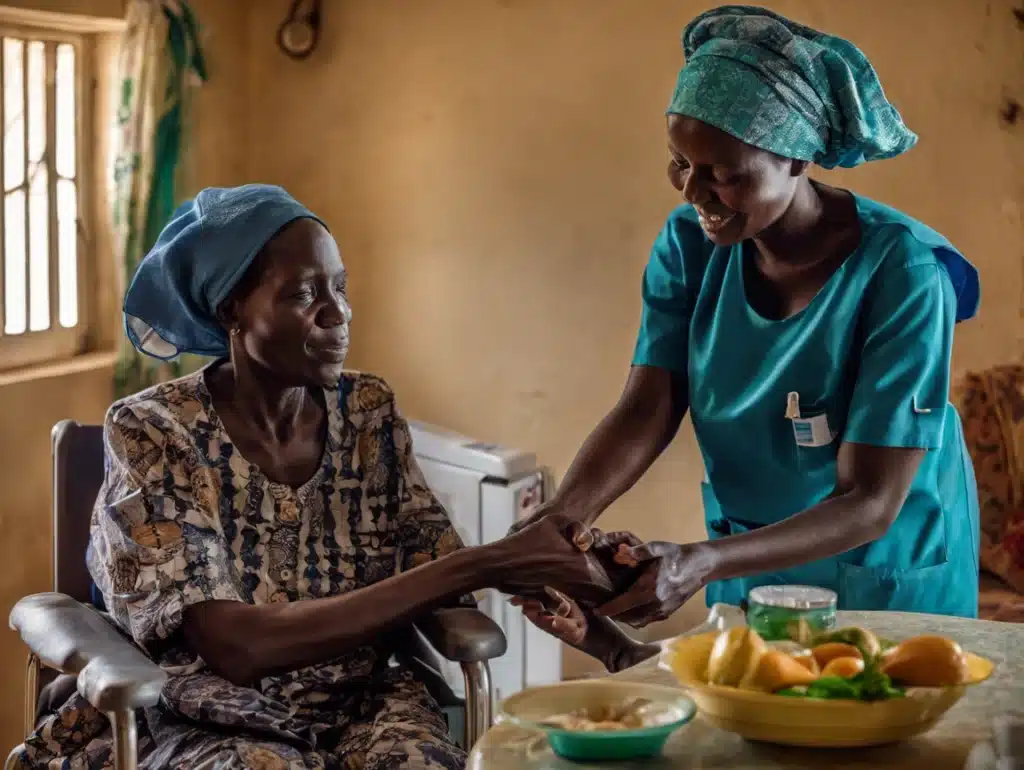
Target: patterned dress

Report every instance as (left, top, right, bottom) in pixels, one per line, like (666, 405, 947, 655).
(13, 369, 473, 769)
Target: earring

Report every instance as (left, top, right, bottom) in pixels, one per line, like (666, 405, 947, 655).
(230, 327, 240, 337)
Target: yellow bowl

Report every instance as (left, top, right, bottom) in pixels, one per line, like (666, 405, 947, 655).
(660, 631, 995, 748)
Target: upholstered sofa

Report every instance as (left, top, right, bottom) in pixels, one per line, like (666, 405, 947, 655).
(954, 364, 1024, 622)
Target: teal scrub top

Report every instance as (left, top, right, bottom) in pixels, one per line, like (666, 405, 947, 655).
(632, 195, 982, 618)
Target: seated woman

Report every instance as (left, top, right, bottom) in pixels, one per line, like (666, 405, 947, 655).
(14, 185, 612, 770)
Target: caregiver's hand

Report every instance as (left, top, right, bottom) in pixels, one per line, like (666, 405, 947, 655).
(488, 515, 618, 606)
(596, 541, 713, 627)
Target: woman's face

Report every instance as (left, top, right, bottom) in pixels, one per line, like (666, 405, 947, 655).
(227, 217, 352, 388)
(666, 114, 805, 245)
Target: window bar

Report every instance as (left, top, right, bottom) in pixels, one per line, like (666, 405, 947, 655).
(20, 39, 29, 335)
(45, 41, 58, 332)
(66, 41, 80, 332)
(0, 38, 6, 336)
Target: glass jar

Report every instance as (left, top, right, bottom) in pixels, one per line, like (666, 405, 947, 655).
(744, 585, 838, 643)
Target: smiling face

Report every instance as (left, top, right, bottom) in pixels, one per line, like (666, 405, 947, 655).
(666, 114, 808, 246)
(222, 217, 352, 388)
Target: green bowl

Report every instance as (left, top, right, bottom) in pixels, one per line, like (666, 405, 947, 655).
(499, 680, 697, 762)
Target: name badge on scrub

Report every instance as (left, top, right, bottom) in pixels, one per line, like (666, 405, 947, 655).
(786, 391, 835, 448)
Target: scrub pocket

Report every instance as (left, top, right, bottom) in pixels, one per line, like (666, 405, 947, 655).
(836, 560, 974, 616)
(790, 402, 840, 474)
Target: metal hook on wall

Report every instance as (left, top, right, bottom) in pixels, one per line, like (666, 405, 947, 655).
(277, 0, 323, 61)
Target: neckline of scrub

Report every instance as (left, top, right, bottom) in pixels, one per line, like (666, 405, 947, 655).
(738, 192, 868, 328)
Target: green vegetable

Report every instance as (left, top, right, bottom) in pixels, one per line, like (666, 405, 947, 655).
(855, 660, 906, 701)
(776, 686, 809, 697)
(776, 624, 904, 701)
(775, 671, 905, 702)
(810, 626, 882, 658)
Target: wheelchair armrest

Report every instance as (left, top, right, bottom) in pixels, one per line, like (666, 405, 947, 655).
(9, 592, 166, 712)
(413, 607, 507, 663)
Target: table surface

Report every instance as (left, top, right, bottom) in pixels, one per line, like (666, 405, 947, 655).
(468, 610, 1023, 770)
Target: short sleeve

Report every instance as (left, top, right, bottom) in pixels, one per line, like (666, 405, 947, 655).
(632, 209, 706, 374)
(844, 243, 957, 450)
(87, 405, 244, 658)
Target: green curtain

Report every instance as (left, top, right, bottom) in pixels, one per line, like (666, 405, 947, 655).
(111, 0, 208, 399)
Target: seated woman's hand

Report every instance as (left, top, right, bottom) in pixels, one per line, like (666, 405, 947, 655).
(492, 516, 637, 607)
(595, 541, 711, 628)
(512, 588, 587, 646)
(513, 586, 662, 673)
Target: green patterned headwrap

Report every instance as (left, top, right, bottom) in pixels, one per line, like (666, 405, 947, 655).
(668, 6, 917, 169)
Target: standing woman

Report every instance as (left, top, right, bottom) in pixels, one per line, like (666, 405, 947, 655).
(516, 5, 981, 629)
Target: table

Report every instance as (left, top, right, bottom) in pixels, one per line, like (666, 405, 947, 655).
(468, 610, 1023, 769)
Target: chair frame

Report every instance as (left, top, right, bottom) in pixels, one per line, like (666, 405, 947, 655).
(7, 420, 506, 770)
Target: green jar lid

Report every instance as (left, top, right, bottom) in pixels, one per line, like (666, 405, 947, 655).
(747, 585, 837, 611)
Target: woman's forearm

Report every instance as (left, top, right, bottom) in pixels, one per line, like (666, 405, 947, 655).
(185, 545, 495, 685)
(702, 443, 923, 583)
(612, 641, 662, 672)
(578, 614, 661, 672)
(553, 366, 688, 526)
(597, 441, 926, 627)
(702, 490, 896, 584)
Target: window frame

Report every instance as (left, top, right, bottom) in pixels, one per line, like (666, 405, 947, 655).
(0, 20, 99, 373)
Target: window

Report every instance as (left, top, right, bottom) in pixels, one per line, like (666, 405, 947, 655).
(0, 24, 92, 372)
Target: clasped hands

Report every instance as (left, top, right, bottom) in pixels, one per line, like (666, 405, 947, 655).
(492, 514, 705, 629)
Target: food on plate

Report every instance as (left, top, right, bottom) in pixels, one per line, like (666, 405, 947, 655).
(538, 697, 686, 732)
(766, 639, 806, 655)
(766, 640, 820, 674)
(812, 626, 882, 658)
(706, 627, 766, 686)
(776, 670, 904, 702)
(820, 656, 865, 678)
(790, 648, 821, 675)
(879, 635, 970, 687)
(695, 623, 975, 702)
(739, 649, 819, 692)
(811, 642, 863, 668)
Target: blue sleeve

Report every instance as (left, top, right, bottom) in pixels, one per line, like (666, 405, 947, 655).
(632, 210, 704, 374)
(844, 240, 957, 450)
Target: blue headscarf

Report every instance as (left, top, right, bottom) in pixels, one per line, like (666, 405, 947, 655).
(123, 184, 326, 360)
(668, 6, 917, 169)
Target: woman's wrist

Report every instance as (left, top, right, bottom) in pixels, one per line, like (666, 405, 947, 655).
(548, 493, 600, 528)
(580, 614, 653, 673)
(601, 638, 660, 673)
(610, 641, 661, 673)
(475, 538, 527, 586)
(682, 539, 722, 586)
(434, 545, 504, 597)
